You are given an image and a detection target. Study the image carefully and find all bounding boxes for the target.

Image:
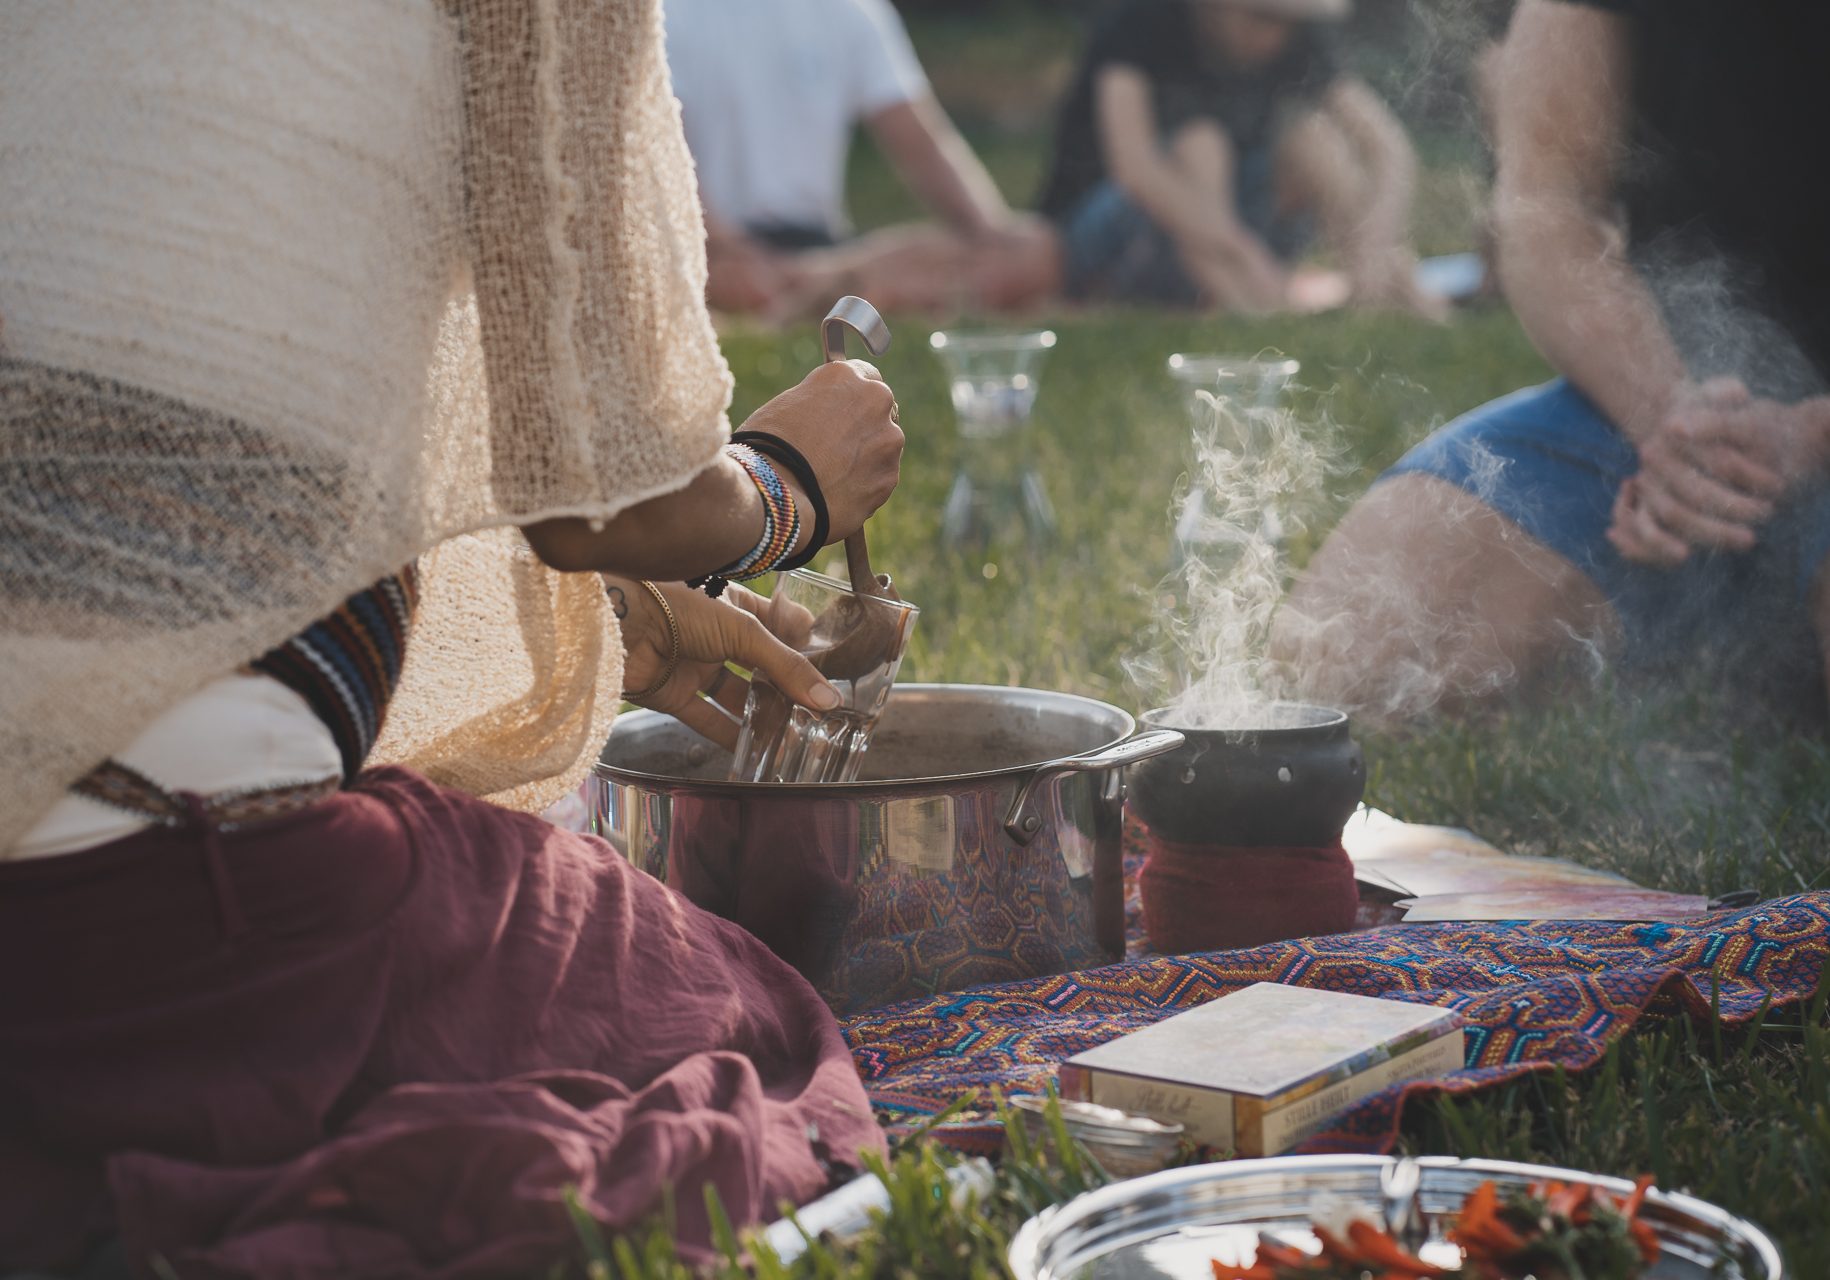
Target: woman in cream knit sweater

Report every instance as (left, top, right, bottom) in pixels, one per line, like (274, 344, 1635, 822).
(0, 1, 900, 1274)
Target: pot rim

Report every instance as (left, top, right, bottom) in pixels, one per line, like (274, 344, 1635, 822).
(1140, 701, 1347, 737)
(594, 683, 1139, 795)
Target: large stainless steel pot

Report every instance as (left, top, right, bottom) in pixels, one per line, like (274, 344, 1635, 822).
(592, 684, 1183, 1015)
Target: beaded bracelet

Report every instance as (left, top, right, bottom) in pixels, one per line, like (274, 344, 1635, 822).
(728, 430, 829, 574)
(730, 444, 799, 574)
(688, 443, 803, 598)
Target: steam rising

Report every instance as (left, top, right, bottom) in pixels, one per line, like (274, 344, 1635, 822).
(1127, 378, 1341, 730)
(1129, 369, 1608, 731)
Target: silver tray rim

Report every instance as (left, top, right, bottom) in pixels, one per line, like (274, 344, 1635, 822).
(1007, 1153, 1784, 1280)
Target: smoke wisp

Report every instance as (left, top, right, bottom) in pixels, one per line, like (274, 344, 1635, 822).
(1127, 375, 1344, 729)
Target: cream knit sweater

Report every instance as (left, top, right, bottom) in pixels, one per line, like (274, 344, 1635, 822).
(0, 0, 733, 849)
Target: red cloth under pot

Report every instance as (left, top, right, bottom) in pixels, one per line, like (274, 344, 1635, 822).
(1138, 829, 1359, 953)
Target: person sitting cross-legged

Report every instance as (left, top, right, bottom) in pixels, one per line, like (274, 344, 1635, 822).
(1271, 0, 1830, 723)
(666, 0, 1060, 319)
(1039, 0, 1445, 316)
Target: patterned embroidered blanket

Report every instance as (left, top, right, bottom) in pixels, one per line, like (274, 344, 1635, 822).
(843, 830, 1830, 1155)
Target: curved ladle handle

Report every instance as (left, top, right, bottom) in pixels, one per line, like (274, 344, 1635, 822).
(822, 295, 891, 364)
(1003, 729, 1187, 846)
(819, 296, 893, 596)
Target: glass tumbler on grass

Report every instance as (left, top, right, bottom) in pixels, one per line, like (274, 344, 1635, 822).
(731, 569, 919, 784)
(930, 328, 1058, 544)
(1165, 353, 1301, 562)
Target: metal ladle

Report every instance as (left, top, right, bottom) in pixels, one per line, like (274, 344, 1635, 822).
(728, 297, 910, 783)
(807, 296, 910, 683)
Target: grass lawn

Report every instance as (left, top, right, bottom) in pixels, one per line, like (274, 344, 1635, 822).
(596, 8, 1830, 1273)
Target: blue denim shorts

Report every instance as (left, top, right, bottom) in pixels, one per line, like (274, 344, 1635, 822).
(1382, 379, 1830, 668)
(1059, 142, 1313, 304)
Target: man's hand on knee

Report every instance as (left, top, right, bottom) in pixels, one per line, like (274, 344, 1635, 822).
(1609, 378, 1799, 565)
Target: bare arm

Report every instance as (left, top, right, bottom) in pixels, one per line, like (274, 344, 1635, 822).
(1496, 1, 1797, 563)
(1491, 0, 1687, 441)
(1097, 66, 1246, 253)
(524, 360, 902, 577)
(864, 96, 1013, 240)
(524, 453, 796, 579)
(1094, 64, 1284, 308)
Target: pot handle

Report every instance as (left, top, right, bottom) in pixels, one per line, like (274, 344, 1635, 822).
(1003, 728, 1186, 845)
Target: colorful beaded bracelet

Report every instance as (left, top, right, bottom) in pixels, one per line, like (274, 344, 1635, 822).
(728, 430, 829, 574)
(688, 443, 803, 598)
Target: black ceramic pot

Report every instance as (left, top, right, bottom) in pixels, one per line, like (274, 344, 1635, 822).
(1127, 703, 1365, 847)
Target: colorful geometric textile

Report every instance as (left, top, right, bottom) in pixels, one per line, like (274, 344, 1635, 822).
(843, 824, 1830, 1156)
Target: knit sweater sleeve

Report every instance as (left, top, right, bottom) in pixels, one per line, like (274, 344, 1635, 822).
(452, 0, 734, 523)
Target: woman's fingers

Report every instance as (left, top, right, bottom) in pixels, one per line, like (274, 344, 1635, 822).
(719, 608, 840, 713)
(1642, 475, 1758, 553)
(1695, 375, 1752, 408)
(1662, 403, 1785, 496)
(725, 581, 816, 649)
(1690, 442, 1785, 501)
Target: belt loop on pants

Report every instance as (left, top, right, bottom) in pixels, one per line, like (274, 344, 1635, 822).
(178, 788, 249, 943)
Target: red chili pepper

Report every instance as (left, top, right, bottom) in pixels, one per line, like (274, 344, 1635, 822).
(1311, 1225, 1358, 1262)
(1449, 1181, 1530, 1259)
(1345, 1219, 1449, 1276)
(1545, 1180, 1593, 1220)
(1630, 1217, 1663, 1265)
(1252, 1237, 1313, 1269)
(1209, 1260, 1275, 1280)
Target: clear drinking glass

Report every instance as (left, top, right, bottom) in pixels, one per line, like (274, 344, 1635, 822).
(929, 329, 1057, 440)
(1166, 353, 1300, 415)
(730, 569, 919, 785)
(1165, 354, 1301, 562)
(930, 329, 1058, 545)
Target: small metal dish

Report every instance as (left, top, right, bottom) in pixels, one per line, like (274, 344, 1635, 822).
(1007, 1154, 1783, 1279)
(1009, 1096, 1185, 1181)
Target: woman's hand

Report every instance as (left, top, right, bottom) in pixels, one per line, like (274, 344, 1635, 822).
(608, 577, 835, 750)
(737, 359, 903, 544)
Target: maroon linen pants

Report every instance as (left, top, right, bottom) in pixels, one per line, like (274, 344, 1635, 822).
(0, 767, 883, 1277)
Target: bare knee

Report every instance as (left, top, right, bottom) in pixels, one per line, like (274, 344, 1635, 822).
(1270, 474, 1617, 724)
(1275, 109, 1367, 222)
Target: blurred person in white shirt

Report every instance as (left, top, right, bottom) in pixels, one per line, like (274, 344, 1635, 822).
(665, 0, 1059, 317)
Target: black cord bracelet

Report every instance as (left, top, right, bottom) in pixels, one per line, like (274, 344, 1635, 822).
(729, 430, 830, 573)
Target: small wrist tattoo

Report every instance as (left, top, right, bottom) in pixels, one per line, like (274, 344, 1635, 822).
(606, 584, 629, 621)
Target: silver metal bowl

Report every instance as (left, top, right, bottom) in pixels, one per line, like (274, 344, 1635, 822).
(1009, 1096, 1185, 1182)
(1007, 1155, 1783, 1279)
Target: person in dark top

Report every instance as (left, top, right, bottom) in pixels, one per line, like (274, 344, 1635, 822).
(1041, 0, 1443, 314)
(1273, 0, 1830, 721)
